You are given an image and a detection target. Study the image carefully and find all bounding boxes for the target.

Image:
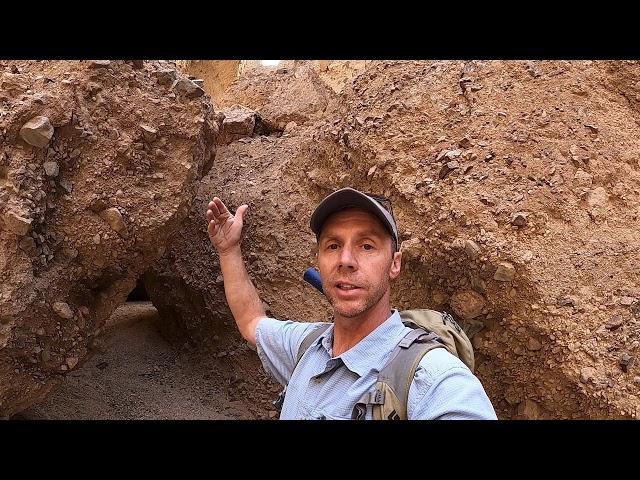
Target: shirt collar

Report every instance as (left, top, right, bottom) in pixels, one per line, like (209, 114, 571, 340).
(313, 310, 407, 377)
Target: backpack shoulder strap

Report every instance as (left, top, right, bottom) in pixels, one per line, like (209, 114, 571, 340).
(378, 336, 444, 420)
(295, 323, 331, 365)
(352, 329, 445, 420)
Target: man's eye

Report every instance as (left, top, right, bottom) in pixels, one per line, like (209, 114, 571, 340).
(328, 244, 339, 250)
(363, 244, 373, 250)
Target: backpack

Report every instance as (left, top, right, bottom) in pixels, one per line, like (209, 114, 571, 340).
(274, 309, 474, 420)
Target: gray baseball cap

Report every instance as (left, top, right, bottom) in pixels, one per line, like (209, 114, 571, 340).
(310, 187, 399, 251)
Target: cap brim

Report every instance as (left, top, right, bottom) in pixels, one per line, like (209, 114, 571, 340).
(310, 188, 398, 250)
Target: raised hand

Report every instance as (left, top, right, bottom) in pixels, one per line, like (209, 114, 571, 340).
(206, 197, 249, 255)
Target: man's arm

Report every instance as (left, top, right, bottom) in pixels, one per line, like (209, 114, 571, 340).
(408, 348, 497, 419)
(207, 197, 264, 346)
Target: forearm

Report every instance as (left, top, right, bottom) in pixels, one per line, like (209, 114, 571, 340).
(218, 245, 265, 345)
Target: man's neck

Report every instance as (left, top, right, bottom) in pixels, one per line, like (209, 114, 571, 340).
(331, 295, 393, 357)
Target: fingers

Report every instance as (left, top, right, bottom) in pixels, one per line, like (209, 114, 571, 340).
(207, 198, 248, 226)
(214, 197, 229, 214)
(208, 197, 221, 209)
(207, 197, 231, 219)
(208, 198, 221, 218)
(207, 219, 219, 238)
(236, 204, 249, 222)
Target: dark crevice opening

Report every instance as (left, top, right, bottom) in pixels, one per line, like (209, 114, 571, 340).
(253, 116, 284, 137)
(127, 278, 150, 302)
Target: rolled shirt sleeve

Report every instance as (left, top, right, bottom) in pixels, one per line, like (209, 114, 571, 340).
(254, 317, 323, 387)
(408, 348, 497, 420)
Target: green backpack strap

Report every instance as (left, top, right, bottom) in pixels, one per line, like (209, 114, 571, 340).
(352, 329, 445, 420)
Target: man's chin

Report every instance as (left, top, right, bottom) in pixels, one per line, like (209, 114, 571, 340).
(330, 300, 368, 319)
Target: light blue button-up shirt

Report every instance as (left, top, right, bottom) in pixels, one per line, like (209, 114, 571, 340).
(255, 310, 497, 419)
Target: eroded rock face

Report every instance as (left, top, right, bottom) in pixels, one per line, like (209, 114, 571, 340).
(145, 60, 640, 419)
(141, 127, 330, 414)
(178, 60, 371, 100)
(313, 60, 640, 419)
(175, 60, 241, 104)
(218, 61, 335, 131)
(0, 60, 218, 417)
(144, 128, 333, 344)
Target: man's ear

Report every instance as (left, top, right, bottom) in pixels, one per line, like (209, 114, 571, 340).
(389, 251, 402, 280)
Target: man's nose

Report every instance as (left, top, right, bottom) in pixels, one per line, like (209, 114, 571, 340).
(338, 246, 357, 270)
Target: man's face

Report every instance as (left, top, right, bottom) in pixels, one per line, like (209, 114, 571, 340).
(317, 207, 402, 319)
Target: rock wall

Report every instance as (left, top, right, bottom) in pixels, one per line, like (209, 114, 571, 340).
(145, 60, 640, 419)
(0, 60, 217, 416)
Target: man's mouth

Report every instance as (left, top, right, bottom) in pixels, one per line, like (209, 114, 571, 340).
(335, 282, 360, 291)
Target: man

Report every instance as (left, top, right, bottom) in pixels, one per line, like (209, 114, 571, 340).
(206, 187, 496, 419)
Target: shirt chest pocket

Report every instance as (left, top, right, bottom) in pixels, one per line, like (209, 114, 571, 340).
(312, 401, 357, 420)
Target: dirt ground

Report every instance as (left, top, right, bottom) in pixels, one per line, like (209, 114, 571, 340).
(17, 302, 278, 420)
